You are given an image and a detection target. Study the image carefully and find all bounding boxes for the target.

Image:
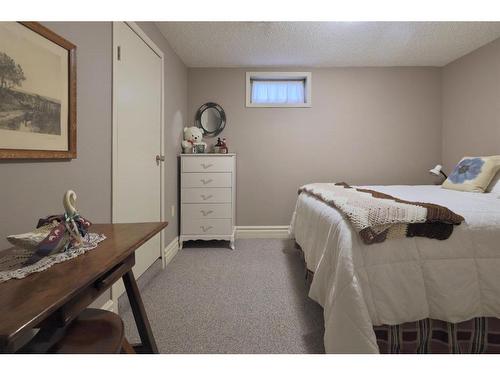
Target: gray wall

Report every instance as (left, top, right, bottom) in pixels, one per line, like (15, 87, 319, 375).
(188, 67, 442, 226)
(2, 22, 499, 247)
(442, 38, 500, 171)
(0, 22, 113, 249)
(0, 22, 187, 250)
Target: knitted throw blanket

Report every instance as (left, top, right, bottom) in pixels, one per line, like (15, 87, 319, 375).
(298, 182, 464, 244)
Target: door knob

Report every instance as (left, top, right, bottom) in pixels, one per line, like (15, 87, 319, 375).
(156, 155, 165, 163)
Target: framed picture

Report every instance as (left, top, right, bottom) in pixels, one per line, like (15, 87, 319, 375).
(0, 22, 76, 159)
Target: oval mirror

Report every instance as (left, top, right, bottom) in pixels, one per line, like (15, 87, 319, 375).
(195, 102, 226, 137)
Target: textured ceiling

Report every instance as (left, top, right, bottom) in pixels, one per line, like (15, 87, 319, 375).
(156, 22, 500, 67)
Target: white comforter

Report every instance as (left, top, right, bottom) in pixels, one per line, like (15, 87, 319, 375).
(290, 185, 500, 353)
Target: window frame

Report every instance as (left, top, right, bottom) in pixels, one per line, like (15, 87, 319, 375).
(245, 72, 312, 108)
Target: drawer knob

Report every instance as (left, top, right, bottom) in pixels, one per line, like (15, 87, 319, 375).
(200, 209, 214, 216)
(201, 163, 214, 169)
(201, 225, 213, 232)
(200, 194, 213, 201)
(200, 178, 213, 185)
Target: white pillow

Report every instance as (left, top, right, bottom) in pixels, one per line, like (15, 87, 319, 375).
(487, 171, 500, 194)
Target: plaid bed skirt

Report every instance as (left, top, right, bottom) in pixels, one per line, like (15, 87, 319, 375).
(296, 245, 500, 354)
(374, 317, 500, 354)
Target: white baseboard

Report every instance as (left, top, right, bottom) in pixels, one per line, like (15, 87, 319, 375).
(235, 226, 291, 239)
(163, 236, 179, 266)
(100, 299, 115, 313)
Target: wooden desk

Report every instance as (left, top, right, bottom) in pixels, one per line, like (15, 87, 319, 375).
(0, 222, 168, 354)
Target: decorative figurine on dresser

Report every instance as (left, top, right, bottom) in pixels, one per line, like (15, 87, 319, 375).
(180, 102, 236, 250)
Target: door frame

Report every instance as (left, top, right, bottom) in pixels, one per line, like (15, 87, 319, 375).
(111, 22, 166, 304)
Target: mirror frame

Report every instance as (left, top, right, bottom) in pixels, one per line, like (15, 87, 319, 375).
(195, 102, 226, 137)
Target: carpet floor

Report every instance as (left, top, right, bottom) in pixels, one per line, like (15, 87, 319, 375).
(119, 239, 325, 353)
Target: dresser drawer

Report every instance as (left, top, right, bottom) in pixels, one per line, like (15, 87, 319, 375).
(181, 188, 232, 203)
(182, 203, 232, 219)
(182, 156, 233, 173)
(182, 218, 232, 235)
(181, 173, 232, 188)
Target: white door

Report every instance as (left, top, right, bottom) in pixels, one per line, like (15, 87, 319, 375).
(112, 22, 163, 301)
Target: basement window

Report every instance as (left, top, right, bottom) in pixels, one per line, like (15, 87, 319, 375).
(246, 72, 312, 108)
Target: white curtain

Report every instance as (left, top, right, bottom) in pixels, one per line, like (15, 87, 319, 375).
(251, 80, 305, 104)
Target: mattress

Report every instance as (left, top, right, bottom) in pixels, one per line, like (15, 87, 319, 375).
(290, 185, 500, 353)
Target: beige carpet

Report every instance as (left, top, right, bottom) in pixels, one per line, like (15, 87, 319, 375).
(119, 238, 325, 353)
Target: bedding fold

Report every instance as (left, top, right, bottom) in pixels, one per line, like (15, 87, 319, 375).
(291, 185, 500, 353)
(298, 182, 464, 244)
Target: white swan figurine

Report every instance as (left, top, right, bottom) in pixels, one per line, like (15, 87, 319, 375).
(63, 190, 78, 218)
(63, 190, 83, 245)
(7, 190, 83, 250)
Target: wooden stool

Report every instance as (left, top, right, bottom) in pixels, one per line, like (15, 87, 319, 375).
(21, 308, 134, 354)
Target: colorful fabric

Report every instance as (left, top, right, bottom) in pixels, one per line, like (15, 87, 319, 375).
(374, 317, 500, 354)
(0, 232, 106, 283)
(24, 214, 92, 265)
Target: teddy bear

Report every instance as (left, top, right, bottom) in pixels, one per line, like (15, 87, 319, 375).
(181, 126, 207, 153)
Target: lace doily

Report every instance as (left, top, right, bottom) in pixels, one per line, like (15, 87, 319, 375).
(0, 232, 106, 283)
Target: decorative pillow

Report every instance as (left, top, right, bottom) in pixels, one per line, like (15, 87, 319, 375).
(442, 156, 500, 193)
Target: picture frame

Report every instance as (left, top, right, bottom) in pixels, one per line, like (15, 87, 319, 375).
(0, 22, 77, 159)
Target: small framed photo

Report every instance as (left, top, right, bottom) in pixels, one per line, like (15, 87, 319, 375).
(193, 144, 206, 153)
(0, 22, 77, 159)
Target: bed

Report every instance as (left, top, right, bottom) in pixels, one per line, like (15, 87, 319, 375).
(290, 185, 500, 353)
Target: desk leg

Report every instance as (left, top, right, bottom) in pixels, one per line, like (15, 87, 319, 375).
(122, 270, 159, 354)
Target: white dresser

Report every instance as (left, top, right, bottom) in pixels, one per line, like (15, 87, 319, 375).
(180, 154, 236, 249)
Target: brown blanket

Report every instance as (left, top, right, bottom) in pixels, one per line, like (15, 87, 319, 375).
(298, 182, 464, 244)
